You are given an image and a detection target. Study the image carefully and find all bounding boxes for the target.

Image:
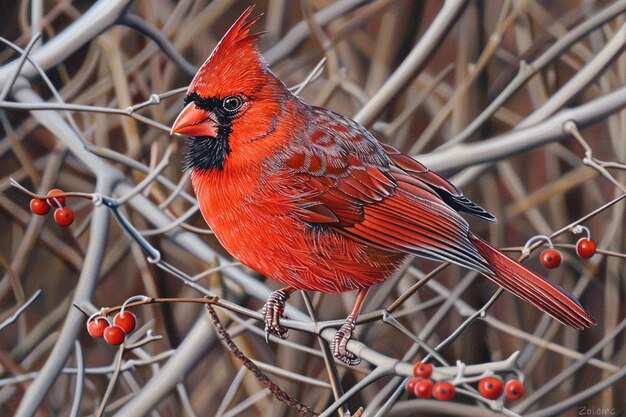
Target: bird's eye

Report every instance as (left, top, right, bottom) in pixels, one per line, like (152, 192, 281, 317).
(222, 95, 243, 112)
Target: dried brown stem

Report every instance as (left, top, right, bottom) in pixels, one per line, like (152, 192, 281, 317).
(205, 304, 318, 417)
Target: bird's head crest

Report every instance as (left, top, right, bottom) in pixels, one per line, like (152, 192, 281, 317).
(188, 6, 268, 98)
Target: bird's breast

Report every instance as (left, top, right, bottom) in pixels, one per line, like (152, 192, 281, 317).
(191, 167, 302, 272)
(190, 168, 406, 292)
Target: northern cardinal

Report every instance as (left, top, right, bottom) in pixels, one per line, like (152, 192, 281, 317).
(170, 6, 594, 364)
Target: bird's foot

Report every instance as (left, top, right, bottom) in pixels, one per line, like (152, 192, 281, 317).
(262, 289, 289, 342)
(332, 315, 361, 365)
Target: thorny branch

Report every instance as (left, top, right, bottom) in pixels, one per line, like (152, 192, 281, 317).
(206, 303, 319, 417)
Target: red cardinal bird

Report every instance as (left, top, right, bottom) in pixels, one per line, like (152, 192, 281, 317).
(171, 6, 594, 364)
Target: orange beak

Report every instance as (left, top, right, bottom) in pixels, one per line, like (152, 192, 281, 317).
(170, 102, 218, 137)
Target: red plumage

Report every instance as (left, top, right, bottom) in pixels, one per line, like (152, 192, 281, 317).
(171, 6, 594, 364)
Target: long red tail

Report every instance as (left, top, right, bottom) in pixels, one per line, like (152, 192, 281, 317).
(469, 234, 595, 329)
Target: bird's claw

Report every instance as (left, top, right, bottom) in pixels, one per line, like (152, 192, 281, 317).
(262, 289, 289, 342)
(332, 316, 361, 365)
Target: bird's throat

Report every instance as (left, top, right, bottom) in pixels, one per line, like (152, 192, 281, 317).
(184, 131, 231, 171)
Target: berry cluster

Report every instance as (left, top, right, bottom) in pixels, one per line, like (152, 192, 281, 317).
(87, 311, 137, 346)
(540, 237, 596, 268)
(477, 376, 524, 400)
(405, 362, 456, 401)
(405, 362, 524, 402)
(525, 226, 597, 269)
(29, 189, 74, 227)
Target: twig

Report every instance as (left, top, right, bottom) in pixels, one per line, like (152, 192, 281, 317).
(354, 0, 468, 126)
(265, 0, 371, 65)
(420, 84, 626, 172)
(424, 288, 505, 362)
(425, 280, 617, 372)
(138, 204, 202, 236)
(176, 382, 199, 417)
(524, 366, 626, 417)
(513, 317, 626, 413)
(0, 289, 42, 331)
(319, 366, 392, 417)
(301, 292, 347, 417)
(118, 13, 196, 76)
(381, 311, 447, 365)
(519, 22, 626, 128)
(96, 344, 125, 417)
(215, 367, 247, 417)
(116, 144, 174, 205)
(0, 0, 133, 87)
(68, 341, 84, 417)
(0, 33, 41, 101)
(387, 263, 449, 313)
(448, 0, 626, 146)
(0, 350, 176, 388)
(205, 304, 318, 417)
(564, 121, 626, 193)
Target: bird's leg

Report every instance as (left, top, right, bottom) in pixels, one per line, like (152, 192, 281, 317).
(262, 286, 296, 342)
(332, 287, 370, 365)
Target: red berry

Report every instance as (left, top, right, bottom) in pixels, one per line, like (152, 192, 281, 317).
(114, 311, 137, 334)
(505, 379, 524, 400)
(413, 362, 433, 378)
(87, 318, 108, 338)
(413, 379, 434, 398)
(54, 207, 74, 227)
(541, 249, 562, 269)
(576, 238, 596, 259)
(406, 377, 423, 394)
(46, 189, 66, 207)
(103, 325, 126, 346)
(478, 377, 504, 399)
(30, 198, 50, 215)
(433, 382, 455, 401)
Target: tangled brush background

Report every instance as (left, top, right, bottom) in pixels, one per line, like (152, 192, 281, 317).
(0, 1, 625, 416)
